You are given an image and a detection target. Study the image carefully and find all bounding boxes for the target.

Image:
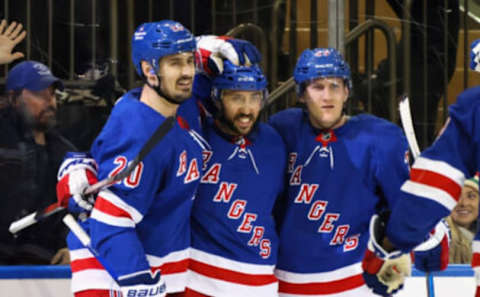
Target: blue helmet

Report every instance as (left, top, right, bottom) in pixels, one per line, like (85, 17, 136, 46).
(131, 20, 196, 77)
(211, 60, 268, 102)
(294, 48, 351, 95)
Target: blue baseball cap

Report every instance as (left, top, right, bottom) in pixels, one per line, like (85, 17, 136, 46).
(6, 61, 64, 92)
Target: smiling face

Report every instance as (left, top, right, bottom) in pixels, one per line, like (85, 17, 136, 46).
(300, 77, 349, 130)
(217, 89, 263, 136)
(451, 185, 479, 229)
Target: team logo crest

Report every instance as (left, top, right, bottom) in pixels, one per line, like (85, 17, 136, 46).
(169, 23, 184, 32)
(315, 130, 337, 147)
(314, 49, 331, 57)
(33, 63, 52, 76)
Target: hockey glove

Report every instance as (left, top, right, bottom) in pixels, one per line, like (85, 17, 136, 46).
(362, 214, 411, 296)
(56, 152, 98, 213)
(118, 270, 166, 297)
(195, 35, 261, 76)
(471, 39, 480, 72)
(413, 219, 450, 272)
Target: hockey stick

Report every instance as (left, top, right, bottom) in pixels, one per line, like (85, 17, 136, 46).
(398, 95, 435, 297)
(398, 95, 420, 159)
(9, 116, 177, 234)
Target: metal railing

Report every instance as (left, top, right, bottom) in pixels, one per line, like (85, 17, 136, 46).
(0, 0, 474, 148)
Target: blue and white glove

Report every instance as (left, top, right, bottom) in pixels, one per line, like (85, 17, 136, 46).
(118, 270, 166, 297)
(362, 214, 411, 296)
(56, 152, 98, 213)
(413, 219, 450, 272)
(470, 39, 480, 72)
(195, 35, 261, 76)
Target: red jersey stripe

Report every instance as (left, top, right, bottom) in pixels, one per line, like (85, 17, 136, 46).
(410, 168, 462, 202)
(189, 259, 277, 286)
(278, 274, 364, 295)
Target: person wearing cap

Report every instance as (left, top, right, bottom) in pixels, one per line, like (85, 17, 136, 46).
(0, 60, 76, 265)
(446, 174, 479, 264)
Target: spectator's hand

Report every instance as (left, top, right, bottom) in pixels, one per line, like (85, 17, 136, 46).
(0, 20, 26, 65)
(413, 219, 450, 272)
(50, 248, 70, 265)
(362, 214, 411, 296)
(57, 152, 98, 213)
(119, 270, 166, 297)
(195, 35, 261, 76)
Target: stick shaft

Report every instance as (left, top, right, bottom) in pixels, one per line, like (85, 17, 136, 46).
(9, 116, 176, 234)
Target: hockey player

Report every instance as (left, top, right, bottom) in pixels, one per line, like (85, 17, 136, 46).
(361, 39, 480, 296)
(185, 61, 286, 296)
(268, 48, 411, 297)
(60, 20, 202, 297)
(55, 21, 263, 297)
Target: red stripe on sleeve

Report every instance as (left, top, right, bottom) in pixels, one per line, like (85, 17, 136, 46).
(472, 253, 480, 268)
(71, 257, 105, 272)
(410, 168, 462, 202)
(95, 196, 132, 219)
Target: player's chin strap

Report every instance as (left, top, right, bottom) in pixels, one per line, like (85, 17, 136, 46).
(145, 75, 183, 105)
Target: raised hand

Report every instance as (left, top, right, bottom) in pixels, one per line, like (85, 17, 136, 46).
(0, 20, 26, 65)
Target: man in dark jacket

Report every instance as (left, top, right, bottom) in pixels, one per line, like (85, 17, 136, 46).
(0, 60, 76, 264)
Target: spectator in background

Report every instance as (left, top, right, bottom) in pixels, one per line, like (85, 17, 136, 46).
(0, 60, 76, 265)
(447, 174, 479, 264)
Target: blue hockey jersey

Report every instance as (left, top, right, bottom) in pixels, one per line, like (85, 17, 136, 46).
(269, 108, 410, 296)
(187, 118, 286, 297)
(68, 88, 203, 294)
(388, 86, 480, 252)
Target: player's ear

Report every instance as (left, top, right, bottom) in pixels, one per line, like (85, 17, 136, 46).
(298, 93, 306, 104)
(214, 98, 222, 111)
(141, 61, 158, 85)
(343, 86, 349, 103)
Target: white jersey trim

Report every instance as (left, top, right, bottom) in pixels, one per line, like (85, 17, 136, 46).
(146, 248, 190, 266)
(71, 267, 120, 293)
(70, 248, 189, 294)
(188, 270, 278, 297)
(278, 284, 373, 297)
(473, 240, 480, 253)
(401, 181, 457, 211)
(98, 188, 144, 223)
(163, 271, 188, 293)
(412, 157, 465, 184)
(275, 262, 362, 283)
(70, 248, 94, 261)
(91, 209, 136, 227)
(190, 248, 275, 275)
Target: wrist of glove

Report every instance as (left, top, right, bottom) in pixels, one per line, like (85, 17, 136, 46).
(56, 152, 98, 212)
(362, 214, 411, 296)
(195, 35, 261, 76)
(118, 270, 166, 297)
(413, 219, 450, 272)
